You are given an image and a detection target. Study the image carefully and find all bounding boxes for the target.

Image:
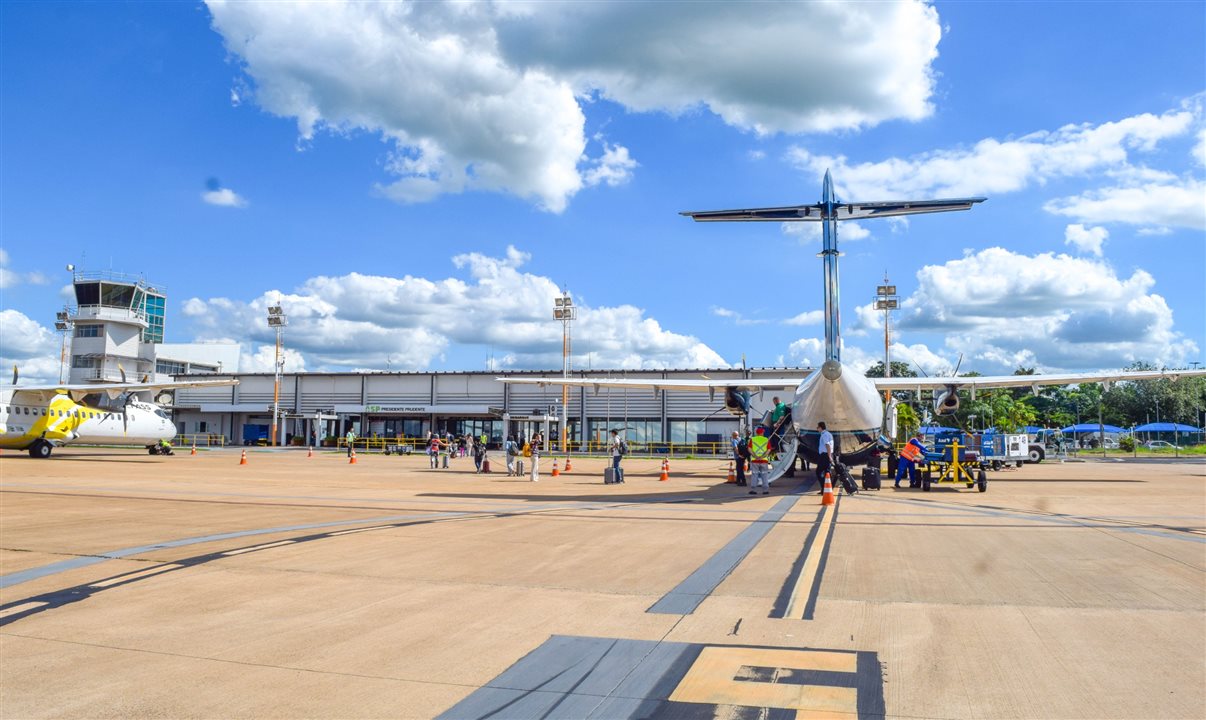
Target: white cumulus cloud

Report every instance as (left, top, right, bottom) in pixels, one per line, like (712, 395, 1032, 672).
(896, 247, 1198, 372)
(787, 104, 1196, 200)
(206, 1, 943, 211)
(1044, 179, 1205, 230)
(0, 310, 62, 385)
(201, 187, 249, 208)
(1063, 224, 1108, 256)
(183, 246, 727, 371)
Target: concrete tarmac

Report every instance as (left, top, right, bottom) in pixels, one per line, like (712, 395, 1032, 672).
(0, 448, 1202, 719)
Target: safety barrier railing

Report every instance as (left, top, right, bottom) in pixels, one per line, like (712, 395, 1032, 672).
(176, 433, 226, 448)
(331, 438, 732, 456)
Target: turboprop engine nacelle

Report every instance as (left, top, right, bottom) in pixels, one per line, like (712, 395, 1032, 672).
(934, 387, 960, 415)
(724, 387, 750, 416)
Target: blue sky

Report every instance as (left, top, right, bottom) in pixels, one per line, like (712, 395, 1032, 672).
(2, 1, 1203, 383)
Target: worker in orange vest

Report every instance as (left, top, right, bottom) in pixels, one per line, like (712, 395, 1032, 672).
(895, 431, 928, 488)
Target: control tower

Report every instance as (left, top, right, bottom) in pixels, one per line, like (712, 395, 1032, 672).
(66, 270, 166, 384)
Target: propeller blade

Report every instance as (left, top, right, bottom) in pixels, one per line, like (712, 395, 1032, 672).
(952, 353, 964, 377)
(140, 374, 148, 383)
(118, 364, 127, 383)
(11, 364, 17, 386)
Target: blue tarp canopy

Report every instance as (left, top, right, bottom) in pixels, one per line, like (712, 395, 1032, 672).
(1023, 425, 1045, 433)
(1134, 422, 1200, 432)
(1060, 423, 1126, 433)
(919, 425, 955, 434)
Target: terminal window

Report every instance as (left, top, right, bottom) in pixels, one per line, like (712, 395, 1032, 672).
(74, 324, 102, 338)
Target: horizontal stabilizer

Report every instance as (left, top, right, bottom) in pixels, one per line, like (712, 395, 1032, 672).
(681, 197, 985, 222)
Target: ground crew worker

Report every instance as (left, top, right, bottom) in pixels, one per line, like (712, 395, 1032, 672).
(895, 431, 928, 488)
(747, 426, 772, 495)
(730, 430, 748, 486)
(769, 396, 790, 450)
(345, 428, 356, 457)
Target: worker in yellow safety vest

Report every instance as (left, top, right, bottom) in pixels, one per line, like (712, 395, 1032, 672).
(895, 431, 928, 488)
(747, 426, 772, 495)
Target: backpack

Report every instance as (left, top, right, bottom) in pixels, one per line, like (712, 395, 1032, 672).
(506, 441, 518, 457)
(619, 439, 629, 456)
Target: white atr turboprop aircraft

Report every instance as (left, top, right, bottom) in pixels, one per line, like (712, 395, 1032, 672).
(0, 368, 238, 458)
(501, 171, 1205, 469)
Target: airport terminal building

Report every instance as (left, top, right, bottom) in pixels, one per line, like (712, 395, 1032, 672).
(170, 367, 807, 449)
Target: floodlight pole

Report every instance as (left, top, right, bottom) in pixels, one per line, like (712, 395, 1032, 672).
(55, 309, 72, 384)
(554, 292, 576, 453)
(267, 304, 287, 447)
(875, 275, 898, 402)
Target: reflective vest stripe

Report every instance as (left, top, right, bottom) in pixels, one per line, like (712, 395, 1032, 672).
(749, 436, 771, 461)
(900, 442, 923, 462)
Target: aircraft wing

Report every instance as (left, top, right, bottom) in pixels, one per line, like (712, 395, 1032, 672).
(498, 375, 807, 392)
(872, 368, 1206, 394)
(13, 378, 239, 403)
(681, 197, 985, 223)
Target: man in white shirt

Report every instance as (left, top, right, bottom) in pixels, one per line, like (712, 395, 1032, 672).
(816, 421, 834, 486)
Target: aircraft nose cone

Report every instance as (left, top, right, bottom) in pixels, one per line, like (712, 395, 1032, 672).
(821, 359, 843, 381)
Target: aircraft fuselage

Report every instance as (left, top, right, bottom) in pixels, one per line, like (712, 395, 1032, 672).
(790, 360, 884, 465)
(0, 390, 176, 457)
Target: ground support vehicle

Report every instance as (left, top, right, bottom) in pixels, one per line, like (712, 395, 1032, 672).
(981, 431, 1029, 470)
(918, 434, 987, 492)
(383, 444, 414, 456)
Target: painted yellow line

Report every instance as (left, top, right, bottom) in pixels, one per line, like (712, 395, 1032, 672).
(784, 503, 835, 620)
(0, 601, 47, 619)
(328, 525, 393, 536)
(90, 564, 182, 588)
(222, 540, 295, 556)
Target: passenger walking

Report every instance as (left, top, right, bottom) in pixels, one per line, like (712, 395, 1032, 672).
(895, 431, 928, 488)
(504, 435, 518, 476)
(815, 421, 834, 486)
(748, 426, 772, 495)
(770, 396, 790, 450)
(428, 435, 440, 469)
(529, 432, 543, 482)
(473, 436, 486, 473)
(731, 430, 748, 486)
(609, 429, 626, 484)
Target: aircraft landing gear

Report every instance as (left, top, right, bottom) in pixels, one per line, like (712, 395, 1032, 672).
(28, 440, 52, 459)
(147, 444, 174, 456)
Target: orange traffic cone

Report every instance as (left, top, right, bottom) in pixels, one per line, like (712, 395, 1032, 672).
(659, 458, 669, 482)
(307, 446, 313, 458)
(726, 460, 736, 484)
(821, 472, 835, 506)
(239, 449, 248, 466)
(349, 449, 357, 465)
(190, 443, 197, 456)
(564, 457, 573, 472)
(551, 458, 560, 477)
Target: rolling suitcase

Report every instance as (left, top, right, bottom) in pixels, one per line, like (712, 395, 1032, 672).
(516, 460, 524, 477)
(482, 458, 491, 474)
(604, 467, 617, 484)
(861, 466, 881, 490)
(835, 463, 859, 495)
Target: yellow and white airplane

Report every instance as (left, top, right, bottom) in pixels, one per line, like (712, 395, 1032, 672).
(0, 372, 238, 459)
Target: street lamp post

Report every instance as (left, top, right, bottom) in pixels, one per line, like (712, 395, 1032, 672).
(874, 276, 898, 402)
(553, 292, 576, 453)
(267, 303, 288, 447)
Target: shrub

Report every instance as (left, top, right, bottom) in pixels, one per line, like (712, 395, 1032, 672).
(1119, 436, 1135, 452)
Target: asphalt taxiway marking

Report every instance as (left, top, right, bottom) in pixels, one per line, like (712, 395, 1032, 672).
(647, 487, 807, 615)
(775, 499, 840, 621)
(0, 496, 723, 627)
(437, 634, 884, 719)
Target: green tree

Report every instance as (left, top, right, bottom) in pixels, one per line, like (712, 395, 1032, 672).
(864, 361, 918, 379)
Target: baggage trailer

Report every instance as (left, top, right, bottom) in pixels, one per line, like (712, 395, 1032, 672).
(918, 431, 988, 492)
